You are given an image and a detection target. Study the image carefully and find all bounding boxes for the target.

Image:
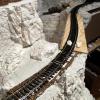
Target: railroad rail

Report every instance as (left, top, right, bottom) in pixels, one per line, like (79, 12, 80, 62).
(2, 0, 100, 100)
(88, 7, 100, 13)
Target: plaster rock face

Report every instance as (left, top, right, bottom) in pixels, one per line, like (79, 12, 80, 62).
(8, 5, 39, 47)
(30, 39, 59, 61)
(37, 54, 94, 100)
(0, 0, 97, 99)
(0, 0, 43, 73)
(7, 1, 44, 48)
(0, 0, 59, 93)
(38, 0, 68, 44)
(40, 11, 67, 44)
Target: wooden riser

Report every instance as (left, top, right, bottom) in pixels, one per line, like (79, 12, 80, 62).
(0, 0, 21, 6)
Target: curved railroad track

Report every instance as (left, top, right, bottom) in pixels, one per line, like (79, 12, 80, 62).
(3, 0, 100, 100)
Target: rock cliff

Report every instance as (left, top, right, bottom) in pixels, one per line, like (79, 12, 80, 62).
(0, 0, 99, 99)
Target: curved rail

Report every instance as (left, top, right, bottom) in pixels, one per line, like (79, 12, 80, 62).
(3, 0, 100, 100)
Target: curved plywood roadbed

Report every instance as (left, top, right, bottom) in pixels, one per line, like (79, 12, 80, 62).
(2, 0, 100, 100)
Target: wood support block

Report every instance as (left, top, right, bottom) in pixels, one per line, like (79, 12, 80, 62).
(60, 14, 71, 50)
(60, 14, 88, 53)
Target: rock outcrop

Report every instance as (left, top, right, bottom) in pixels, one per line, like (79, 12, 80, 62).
(0, 0, 59, 95)
(0, 0, 99, 99)
(37, 54, 94, 100)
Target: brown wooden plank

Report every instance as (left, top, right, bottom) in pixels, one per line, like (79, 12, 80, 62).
(60, 14, 88, 53)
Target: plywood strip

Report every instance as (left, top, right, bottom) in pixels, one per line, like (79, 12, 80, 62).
(60, 14, 71, 49)
(75, 14, 88, 53)
(60, 14, 88, 53)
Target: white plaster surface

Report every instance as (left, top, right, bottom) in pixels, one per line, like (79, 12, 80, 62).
(0, 0, 59, 94)
(37, 54, 95, 100)
(0, 0, 98, 99)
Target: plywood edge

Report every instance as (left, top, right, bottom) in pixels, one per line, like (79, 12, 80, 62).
(60, 13, 88, 53)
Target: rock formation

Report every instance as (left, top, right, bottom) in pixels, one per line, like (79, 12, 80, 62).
(0, 0, 99, 99)
(37, 54, 94, 100)
(0, 0, 59, 95)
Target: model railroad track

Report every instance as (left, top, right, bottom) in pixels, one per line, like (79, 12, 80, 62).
(3, 1, 100, 100)
(88, 7, 100, 13)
